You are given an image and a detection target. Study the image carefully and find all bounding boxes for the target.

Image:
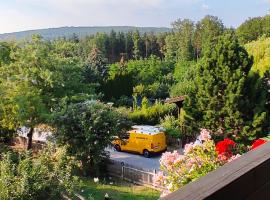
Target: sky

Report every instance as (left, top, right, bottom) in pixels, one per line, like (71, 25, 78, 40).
(0, 0, 269, 34)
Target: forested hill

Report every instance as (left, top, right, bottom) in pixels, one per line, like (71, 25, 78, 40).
(0, 26, 171, 41)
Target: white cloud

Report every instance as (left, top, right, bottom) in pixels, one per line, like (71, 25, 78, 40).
(202, 4, 210, 11)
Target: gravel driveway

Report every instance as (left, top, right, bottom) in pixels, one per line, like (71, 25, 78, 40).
(107, 147, 161, 171)
(107, 147, 183, 172)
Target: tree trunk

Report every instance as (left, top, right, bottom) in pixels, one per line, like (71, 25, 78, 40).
(27, 127, 34, 150)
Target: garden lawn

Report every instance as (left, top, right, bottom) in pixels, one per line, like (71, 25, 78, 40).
(79, 178, 160, 200)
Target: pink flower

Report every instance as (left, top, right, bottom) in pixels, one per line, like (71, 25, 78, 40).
(199, 128, 211, 141)
(160, 151, 180, 170)
(184, 143, 194, 154)
(228, 154, 241, 162)
(217, 153, 228, 163)
(186, 157, 196, 168)
(173, 155, 185, 165)
(153, 171, 166, 187)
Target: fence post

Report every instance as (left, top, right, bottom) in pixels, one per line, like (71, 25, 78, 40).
(121, 162, 125, 180)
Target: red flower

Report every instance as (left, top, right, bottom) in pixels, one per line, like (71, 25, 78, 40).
(216, 138, 236, 157)
(251, 139, 267, 150)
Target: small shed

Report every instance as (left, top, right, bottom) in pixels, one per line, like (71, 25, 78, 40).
(165, 96, 185, 116)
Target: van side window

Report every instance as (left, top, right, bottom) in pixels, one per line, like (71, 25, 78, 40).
(122, 133, 130, 140)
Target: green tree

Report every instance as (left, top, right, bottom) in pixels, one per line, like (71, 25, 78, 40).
(194, 15, 224, 58)
(132, 30, 143, 60)
(53, 101, 131, 176)
(172, 19, 195, 61)
(0, 42, 13, 66)
(0, 145, 79, 200)
(84, 46, 108, 85)
(245, 36, 270, 76)
(170, 60, 196, 97)
(0, 36, 95, 148)
(185, 33, 269, 143)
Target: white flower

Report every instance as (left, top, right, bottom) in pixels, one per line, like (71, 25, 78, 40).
(94, 177, 99, 183)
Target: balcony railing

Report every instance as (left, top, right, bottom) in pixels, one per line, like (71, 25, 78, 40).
(162, 142, 270, 200)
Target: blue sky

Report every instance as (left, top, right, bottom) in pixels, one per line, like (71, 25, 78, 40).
(0, 0, 269, 34)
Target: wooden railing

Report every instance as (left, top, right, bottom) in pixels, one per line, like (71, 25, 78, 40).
(162, 142, 270, 200)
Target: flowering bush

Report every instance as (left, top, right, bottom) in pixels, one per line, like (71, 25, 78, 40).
(154, 129, 225, 196)
(251, 139, 267, 150)
(154, 128, 269, 197)
(154, 129, 246, 197)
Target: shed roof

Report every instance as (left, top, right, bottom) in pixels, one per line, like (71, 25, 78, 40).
(165, 96, 185, 104)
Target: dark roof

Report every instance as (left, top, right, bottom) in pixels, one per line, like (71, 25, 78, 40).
(165, 96, 185, 104)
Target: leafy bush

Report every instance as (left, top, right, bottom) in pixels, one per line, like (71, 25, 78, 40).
(160, 115, 181, 138)
(0, 145, 79, 200)
(53, 101, 131, 176)
(129, 100, 175, 125)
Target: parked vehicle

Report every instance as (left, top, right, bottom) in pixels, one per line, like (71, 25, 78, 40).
(112, 125, 167, 158)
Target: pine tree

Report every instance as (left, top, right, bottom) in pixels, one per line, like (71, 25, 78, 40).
(185, 33, 269, 143)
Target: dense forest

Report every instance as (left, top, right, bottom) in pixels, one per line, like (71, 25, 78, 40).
(0, 26, 170, 41)
(0, 13, 270, 198)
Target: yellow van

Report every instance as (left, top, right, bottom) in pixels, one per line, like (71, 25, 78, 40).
(112, 125, 167, 157)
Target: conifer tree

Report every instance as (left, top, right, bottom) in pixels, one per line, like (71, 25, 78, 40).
(185, 33, 269, 143)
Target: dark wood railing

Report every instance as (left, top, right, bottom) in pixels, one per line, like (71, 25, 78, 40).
(162, 142, 270, 200)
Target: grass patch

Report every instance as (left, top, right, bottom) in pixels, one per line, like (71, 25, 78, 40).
(79, 177, 160, 200)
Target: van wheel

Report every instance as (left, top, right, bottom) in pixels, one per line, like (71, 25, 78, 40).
(114, 145, 121, 152)
(143, 150, 151, 158)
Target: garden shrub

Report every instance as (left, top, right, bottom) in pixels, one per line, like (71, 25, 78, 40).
(129, 100, 175, 125)
(0, 144, 79, 200)
(160, 115, 181, 138)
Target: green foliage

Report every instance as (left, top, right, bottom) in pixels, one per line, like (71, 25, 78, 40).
(165, 15, 224, 62)
(185, 33, 269, 143)
(170, 19, 195, 61)
(84, 47, 109, 84)
(245, 36, 270, 76)
(53, 101, 131, 176)
(170, 60, 196, 97)
(0, 42, 13, 66)
(129, 100, 175, 125)
(127, 56, 173, 86)
(0, 145, 79, 200)
(0, 36, 96, 144)
(160, 115, 181, 138)
(195, 15, 224, 57)
(237, 14, 270, 44)
(103, 63, 133, 101)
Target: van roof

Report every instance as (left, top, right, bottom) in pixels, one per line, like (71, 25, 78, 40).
(129, 125, 164, 135)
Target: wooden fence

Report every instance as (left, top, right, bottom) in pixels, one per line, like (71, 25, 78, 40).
(107, 159, 158, 188)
